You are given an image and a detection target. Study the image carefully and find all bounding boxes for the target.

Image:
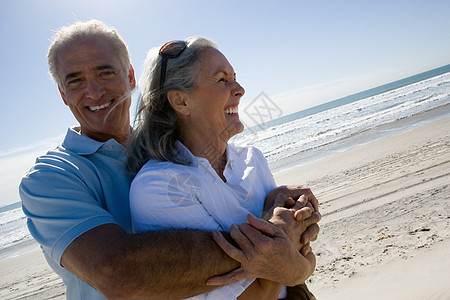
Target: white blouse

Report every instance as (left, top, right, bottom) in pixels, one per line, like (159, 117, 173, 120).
(130, 141, 277, 299)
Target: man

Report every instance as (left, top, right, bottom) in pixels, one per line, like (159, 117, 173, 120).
(20, 20, 320, 299)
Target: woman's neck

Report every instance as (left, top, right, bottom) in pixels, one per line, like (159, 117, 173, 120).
(183, 134, 228, 182)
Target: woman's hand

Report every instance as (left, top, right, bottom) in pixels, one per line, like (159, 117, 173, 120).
(208, 213, 317, 287)
(263, 186, 321, 252)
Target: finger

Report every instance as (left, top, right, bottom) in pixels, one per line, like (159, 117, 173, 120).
(291, 194, 309, 211)
(285, 196, 295, 208)
(265, 193, 294, 220)
(207, 267, 248, 286)
(304, 212, 321, 227)
(300, 223, 320, 244)
(292, 186, 319, 212)
(228, 223, 258, 254)
(284, 185, 307, 200)
(247, 214, 284, 238)
(274, 193, 293, 208)
(300, 242, 311, 256)
(212, 229, 247, 262)
(305, 190, 319, 212)
(294, 206, 313, 221)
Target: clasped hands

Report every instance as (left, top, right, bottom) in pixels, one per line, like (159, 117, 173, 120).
(209, 185, 321, 287)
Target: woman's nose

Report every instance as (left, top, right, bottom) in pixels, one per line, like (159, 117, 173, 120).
(233, 82, 245, 98)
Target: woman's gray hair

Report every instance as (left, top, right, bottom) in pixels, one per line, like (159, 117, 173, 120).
(126, 36, 218, 174)
(47, 19, 131, 88)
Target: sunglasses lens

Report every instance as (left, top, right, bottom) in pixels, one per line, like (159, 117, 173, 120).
(159, 40, 187, 58)
(159, 40, 187, 90)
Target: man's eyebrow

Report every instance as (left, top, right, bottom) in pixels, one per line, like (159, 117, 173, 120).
(96, 64, 115, 71)
(64, 65, 116, 83)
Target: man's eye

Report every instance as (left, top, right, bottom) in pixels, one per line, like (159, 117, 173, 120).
(100, 71, 116, 78)
(66, 78, 82, 88)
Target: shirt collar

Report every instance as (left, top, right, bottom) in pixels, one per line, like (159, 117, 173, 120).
(173, 140, 198, 166)
(62, 127, 125, 155)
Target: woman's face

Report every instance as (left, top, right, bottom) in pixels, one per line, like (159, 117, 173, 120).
(182, 47, 245, 143)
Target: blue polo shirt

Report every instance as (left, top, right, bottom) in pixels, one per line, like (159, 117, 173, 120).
(19, 127, 133, 299)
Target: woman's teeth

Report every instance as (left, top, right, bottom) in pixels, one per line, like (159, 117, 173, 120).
(225, 107, 238, 114)
(89, 101, 112, 112)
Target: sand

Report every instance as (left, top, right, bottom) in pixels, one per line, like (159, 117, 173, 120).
(275, 117, 450, 299)
(1, 117, 449, 299)
(0, 249, 65, 299)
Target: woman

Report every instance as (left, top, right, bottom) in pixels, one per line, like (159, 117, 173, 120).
(127, 36, 314, 299)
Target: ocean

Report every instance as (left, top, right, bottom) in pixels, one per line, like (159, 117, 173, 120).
(1, 64, 449, 261)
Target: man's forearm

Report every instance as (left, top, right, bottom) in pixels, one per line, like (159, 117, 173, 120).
(126, 230, 240, 299)
(61, 224, 239, 300)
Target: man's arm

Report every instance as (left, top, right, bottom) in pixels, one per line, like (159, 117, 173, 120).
(62, 188, 320, 299)
(61, 224, 239, 300)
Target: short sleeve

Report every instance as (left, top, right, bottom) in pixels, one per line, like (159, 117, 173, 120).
(19, 153, 117, 265)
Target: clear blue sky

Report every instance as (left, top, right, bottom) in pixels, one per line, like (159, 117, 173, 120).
(0, 0, 449, 206)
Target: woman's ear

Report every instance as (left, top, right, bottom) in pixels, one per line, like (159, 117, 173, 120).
(167, 90, 190, 116)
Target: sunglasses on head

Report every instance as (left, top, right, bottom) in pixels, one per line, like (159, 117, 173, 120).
(159, 40, 187, 91)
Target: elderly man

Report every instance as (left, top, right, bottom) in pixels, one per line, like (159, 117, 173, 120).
(20, 20, 320, 299)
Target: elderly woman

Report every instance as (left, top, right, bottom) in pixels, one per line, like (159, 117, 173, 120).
(127, 36, 316, 299)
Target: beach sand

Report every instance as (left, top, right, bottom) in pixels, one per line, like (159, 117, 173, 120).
(1, 117, 449, 299)
(0, 249, 65, 299)
(275, 117, 450, 299)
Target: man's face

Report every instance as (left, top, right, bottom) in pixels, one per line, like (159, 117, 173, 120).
(57, 38, 135, 143)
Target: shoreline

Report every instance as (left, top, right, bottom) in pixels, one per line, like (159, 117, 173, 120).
(270, 102, 450, 173)
(1, 117, 449, 299)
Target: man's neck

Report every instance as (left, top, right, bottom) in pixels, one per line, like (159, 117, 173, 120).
(79, 127, 131, 145)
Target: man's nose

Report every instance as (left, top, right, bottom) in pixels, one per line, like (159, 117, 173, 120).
(85, 79, 105, 100)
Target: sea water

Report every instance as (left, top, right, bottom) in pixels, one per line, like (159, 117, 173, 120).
(233, 65, 450, 171)
(1, 65, 449, 261)
(0, 202, 39, 260)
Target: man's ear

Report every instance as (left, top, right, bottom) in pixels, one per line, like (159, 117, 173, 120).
(128, 65, 136, 89)
(58, 85, 69, 106)
(167, 90, 190, 116)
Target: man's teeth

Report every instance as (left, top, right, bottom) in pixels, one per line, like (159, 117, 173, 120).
(89, 101, 112, 112)
(225, 107, 238, 114)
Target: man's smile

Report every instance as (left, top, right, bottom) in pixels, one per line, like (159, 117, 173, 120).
(88, 100, 113, 112)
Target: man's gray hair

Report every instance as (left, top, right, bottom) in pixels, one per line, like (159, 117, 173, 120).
(126, 36, 218, 174)
(47, 19, 131, 88)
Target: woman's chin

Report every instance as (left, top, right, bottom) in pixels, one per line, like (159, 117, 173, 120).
(228, 119, 245, 138)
